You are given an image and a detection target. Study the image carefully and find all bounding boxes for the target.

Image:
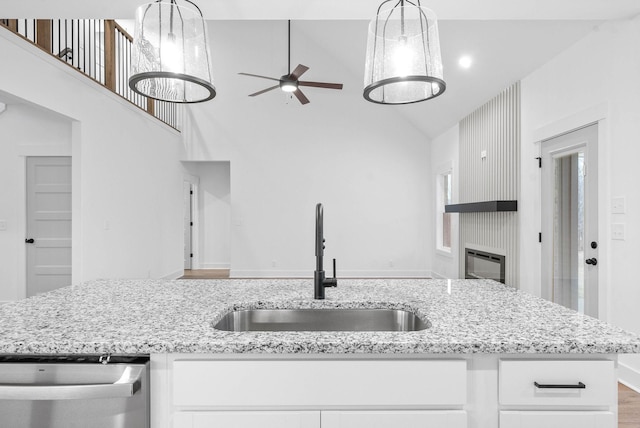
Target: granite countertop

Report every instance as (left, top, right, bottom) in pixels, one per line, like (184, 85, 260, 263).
(0, 278, 639, 355)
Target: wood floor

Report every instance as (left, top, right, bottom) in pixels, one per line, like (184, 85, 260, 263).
(179, 269, 230, 279)
(176, 271, 640, 425)
(619, 383, 640, 427)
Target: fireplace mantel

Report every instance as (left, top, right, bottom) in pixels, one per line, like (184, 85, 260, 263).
(445, 200, 517, 213)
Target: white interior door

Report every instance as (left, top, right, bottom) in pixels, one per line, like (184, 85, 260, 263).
(26, 156, 72, 297)
(541, 124, 598, 317)
(183, 181, 192, 270)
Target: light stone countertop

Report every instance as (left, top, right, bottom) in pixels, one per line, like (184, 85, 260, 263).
(0, 278, 639, 355)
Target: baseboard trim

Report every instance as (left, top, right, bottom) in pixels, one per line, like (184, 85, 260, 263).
(619, 361, 640, 392)
(230, 270, 432, 278)
(162, 270, 184, 280)
(200, 263, 231, 269)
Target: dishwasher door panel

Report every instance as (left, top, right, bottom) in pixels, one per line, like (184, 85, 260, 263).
(0, 360, 149, 428)
(0, 395, 147, 428)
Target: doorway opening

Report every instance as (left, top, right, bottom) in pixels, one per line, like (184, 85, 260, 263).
(183, 181, 193, 270)
(181, 161, 231, 278)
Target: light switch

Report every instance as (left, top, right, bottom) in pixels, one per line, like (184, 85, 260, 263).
(612, 223, 625, 240)
(0, 220, 6, 231)
(612, 197, 626, 214)
(481, 150, 487, 160)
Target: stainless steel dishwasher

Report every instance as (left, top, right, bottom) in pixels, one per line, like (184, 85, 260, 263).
(0, 355, 149, 428)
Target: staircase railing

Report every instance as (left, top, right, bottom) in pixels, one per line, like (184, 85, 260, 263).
(0, 19, 179, 130)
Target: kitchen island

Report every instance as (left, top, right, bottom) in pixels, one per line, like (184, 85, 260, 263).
(1, 278, 639, 427)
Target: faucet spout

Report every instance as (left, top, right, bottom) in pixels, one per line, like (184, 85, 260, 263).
(314, 203, 337, 299)
(315, 203, 324, 271)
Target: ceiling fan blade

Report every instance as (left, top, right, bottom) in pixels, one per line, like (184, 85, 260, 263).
(248, 85, 280, 97)
(293, 89, 310, 105)
(238, 72, 280, 82)
(298, 81, 344, 90)
(289, 64, 309, 80)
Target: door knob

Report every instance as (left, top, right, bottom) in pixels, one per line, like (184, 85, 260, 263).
(585, 258, 598, 265)
(25, 238, 35, 244)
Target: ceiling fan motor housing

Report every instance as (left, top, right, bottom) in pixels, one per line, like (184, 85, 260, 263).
(279, 75, 299, 92)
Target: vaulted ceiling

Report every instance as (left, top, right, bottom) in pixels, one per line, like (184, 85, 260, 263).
(4, 1, 639, 138)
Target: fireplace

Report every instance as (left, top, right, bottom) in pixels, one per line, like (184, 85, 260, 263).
(465, 249, 505, 284)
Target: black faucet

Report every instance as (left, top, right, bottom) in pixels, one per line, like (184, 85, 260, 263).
(314, 203, 337, 299)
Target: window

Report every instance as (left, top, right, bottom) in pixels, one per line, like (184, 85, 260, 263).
(436, 168, 453, 253)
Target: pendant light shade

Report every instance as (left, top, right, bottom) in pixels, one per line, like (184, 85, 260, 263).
(129, 0, 216, 103)
(363, 1, 445, 105)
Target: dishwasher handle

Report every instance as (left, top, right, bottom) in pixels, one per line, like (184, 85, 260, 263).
(0, 366, 143, 400)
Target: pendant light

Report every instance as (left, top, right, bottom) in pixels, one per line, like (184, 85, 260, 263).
(363, 0, 445, 105)
(129, 0, 216, 103)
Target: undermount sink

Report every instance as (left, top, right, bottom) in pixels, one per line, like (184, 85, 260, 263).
(212, 308, 430, 332)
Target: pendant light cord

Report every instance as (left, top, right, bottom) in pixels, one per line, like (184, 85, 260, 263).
(400, 0, 405, 36)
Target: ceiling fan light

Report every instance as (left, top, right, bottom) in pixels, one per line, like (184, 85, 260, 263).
(280, 80, 298, 93)
(129, 0, 216, 103)
(363, 2, 446, 105)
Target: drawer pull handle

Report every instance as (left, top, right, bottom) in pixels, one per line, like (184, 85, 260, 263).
(534, 381, 586, 389)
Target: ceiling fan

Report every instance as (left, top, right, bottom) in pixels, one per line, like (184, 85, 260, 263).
(239, 20, 344, 105)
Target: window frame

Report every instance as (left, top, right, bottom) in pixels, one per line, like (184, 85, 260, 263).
(435, 162, 454, 257)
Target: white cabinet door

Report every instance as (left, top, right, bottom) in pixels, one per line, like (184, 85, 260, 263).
(322, 410, 467, 428)
(500, 411, 615, 428)
(173, 411, 320, 428)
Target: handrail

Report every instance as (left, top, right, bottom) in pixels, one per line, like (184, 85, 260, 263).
(113, 21, 133, 43)
(0, 18, 179, 130)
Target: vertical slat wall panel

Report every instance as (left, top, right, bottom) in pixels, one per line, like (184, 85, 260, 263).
(458, 82, 520, 287)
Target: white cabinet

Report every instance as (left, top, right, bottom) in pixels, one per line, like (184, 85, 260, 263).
(322, 410, 467, 428)
(500, 411, 615, 428)
(167, 358, 467, 428)
(173, 411, 320, 428)
(499, 360, 616, 428)
(152, 354, 619, 428)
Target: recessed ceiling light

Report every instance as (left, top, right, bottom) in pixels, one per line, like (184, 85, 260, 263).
(459, 56, 473, 69)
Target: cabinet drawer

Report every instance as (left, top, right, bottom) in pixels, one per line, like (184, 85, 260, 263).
(173, 411, 320, 428)
(173, 359, 467, 407)
(500, 410, 615, 428)
(499, 360, 615, 406)
(322, 410, 467, 428)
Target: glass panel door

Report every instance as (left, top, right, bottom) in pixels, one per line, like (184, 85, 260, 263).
(541, 124, 598, 317)
(552, 151, 585, 312)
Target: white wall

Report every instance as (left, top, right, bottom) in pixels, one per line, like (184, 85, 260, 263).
(183, 21, 433, 277)
(183, 162, 231, 270)
(0, 27, 185, 300)
(0, 101, 72, 301)
(430, 124, 459, 279)
(519, 15, 640, 386)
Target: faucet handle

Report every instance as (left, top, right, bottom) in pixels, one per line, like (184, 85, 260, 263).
(323, 258, 337, 288)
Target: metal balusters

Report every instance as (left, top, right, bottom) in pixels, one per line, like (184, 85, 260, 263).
(1, 18, 180, 130)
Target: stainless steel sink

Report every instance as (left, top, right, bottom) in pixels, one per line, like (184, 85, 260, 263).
(213, 308, 429, 332)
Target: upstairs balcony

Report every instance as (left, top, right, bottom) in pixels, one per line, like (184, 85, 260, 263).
(0, 19, 179, 130)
